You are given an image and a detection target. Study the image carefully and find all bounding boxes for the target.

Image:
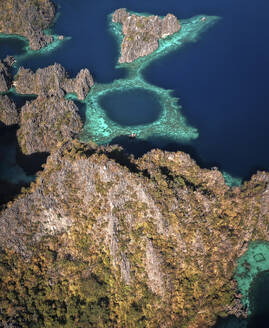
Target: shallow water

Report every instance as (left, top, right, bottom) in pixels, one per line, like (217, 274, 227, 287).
(1, 0, 268, 183)
(0, 0, 269, 324)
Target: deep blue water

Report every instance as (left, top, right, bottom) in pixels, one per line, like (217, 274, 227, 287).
(1, 0, 268, 181)
(99, 89, 162, 126)
(0, 0, 269, 324)
(214, 271, 269, 328)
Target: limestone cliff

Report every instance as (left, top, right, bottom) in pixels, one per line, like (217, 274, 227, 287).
(0, 0, 56, 50)
(0, 95, 19, 126)
(14, 63, 94, 100)
(0, 140, 268, 327)
(0, 57, 14, 92)
(112, 8, 181, 63)
(17, 96, 82, 155)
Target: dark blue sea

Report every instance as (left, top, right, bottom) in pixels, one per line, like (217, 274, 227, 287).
(0, 1, 269, 325)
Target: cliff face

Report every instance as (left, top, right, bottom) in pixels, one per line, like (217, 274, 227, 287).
(0, 95, 19, 126)
(0, 0, 56, 50)
(10, 63, 94, 155)
(0, 140, 268, 327)
(14, 64, 94, 100)
(17, 96, 82, 154)
(0, 57, 14, 92)
(112, 8, 181, 63)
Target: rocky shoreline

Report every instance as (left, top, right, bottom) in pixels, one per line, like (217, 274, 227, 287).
(112, 8, 181, 63)
(0, 140, 268, 327)
(0, 0, 56, 50)
(0, 1, 268, 328)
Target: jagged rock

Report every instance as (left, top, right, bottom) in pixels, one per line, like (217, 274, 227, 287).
(0, 57, 13, 92)
(0, 0, 56, 50)
(63, 68, 94, 100)
(0, 141, 268, 327)
(17, 97, 82, 154)
(14, 64, 94, 100)
(0, 95, 19, 125)
(112, 8, 181, 63)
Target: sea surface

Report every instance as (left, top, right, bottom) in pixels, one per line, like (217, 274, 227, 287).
(0, 0, 269, 325)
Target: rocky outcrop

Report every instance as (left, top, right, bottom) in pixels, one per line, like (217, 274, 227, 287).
(0, 140, 268, 327)
(0, 95, 19, 125)
(0, 0, 56, 50)
(112, 8, 181, 63)
(14, 63, 94, 100)
(17, 97, 82, 154)
(0, 57, 14, 92)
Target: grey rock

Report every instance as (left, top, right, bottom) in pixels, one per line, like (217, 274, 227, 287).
(0, 58, 13, 92)
(112, 8, 181, 63)
(17, 96, 83, 154)
(0, 0, 56, 51)
(15, 64, 94, 100)
(0, 95, 19, 125)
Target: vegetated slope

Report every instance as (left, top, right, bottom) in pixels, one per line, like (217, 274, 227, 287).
(0, 0, 56, 50)
(0, 140, 268, 328)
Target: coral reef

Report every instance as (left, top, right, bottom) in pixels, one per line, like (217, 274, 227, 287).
(0, 140, 268, 327)
(81, 12, 219, 145)
(0, 0, 56, 50)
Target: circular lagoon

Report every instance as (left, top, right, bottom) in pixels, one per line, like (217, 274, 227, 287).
(98, 88, 162, 126)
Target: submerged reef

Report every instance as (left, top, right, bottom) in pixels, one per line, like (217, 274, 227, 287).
(234, 241, 269, 314)
(0, 0, 56, 51)
(0, 140, 268, 327)
(81, 11, 220, 146)
(0, 0, 70, 65)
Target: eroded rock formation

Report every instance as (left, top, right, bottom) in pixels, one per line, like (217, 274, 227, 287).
(0, 140, 268, 327)
(0, 57, 14, 92)
(14, 63, 94, 100)
(0, 95, 19, 125)
(112, 8, 181, 63)
(17, 97, 82, 154)
(0, 0, 56, 50)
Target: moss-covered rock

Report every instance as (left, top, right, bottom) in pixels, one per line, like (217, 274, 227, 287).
(14, 64, 94, 100)
(112, 8, 181, 63)
(0, 0, 56, 50)
(0, 95, 19, 125)
(17, 97, 82, 154)
(0, 141, 268, 327)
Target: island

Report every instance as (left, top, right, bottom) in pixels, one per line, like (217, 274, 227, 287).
(0, 1, 268, 328)
(112, 8, 181, 63)
(0, 0, 56, 50)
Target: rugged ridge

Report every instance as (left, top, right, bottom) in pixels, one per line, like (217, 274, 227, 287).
(0, 56, 14, 92)
(112, 8, 181, 63)
(0, 95, 19, 126)
(0, 0, 56, 50)
(14, 63, 94, 100)
(0, 140, 268, 327)
(17, 96, 83, 155)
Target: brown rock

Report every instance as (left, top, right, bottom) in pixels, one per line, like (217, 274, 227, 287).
(0, 0, 56, 50)
(17, 96, 83, 154)
(112, 8, 181, 63)
(0, 95, 19, 126)
(15, 64, 94, 100)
